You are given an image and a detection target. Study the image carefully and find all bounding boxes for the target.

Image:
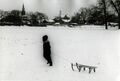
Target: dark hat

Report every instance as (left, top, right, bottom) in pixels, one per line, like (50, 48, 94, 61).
(42, 35, 48, 41)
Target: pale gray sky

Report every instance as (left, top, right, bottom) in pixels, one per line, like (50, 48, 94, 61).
(0, 0, 97, 18)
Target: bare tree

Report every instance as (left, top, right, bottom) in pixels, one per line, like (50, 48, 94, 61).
(34, 12, 48, 23)
(110, 0, 120, 29)
(98, 0, 108, 29)
(88, 5, 104, 25)
(11, 10, 21, 16)
(78, 7, 91, 24)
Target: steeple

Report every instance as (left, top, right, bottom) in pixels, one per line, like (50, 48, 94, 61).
(22, 4, 25, 15)
(59, 10, 62, 18)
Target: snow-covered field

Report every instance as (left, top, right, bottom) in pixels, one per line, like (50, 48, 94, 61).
(0, 25, 120, 81)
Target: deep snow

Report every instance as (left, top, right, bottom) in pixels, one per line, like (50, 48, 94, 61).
(0, 25, 120, 81)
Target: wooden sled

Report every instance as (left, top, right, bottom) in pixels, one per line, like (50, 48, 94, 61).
(71, 63, 97, 73)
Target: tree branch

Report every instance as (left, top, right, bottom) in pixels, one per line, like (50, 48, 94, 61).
(110, 0, 119, 14)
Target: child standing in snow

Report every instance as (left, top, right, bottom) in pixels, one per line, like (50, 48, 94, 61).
(42, 35, 53, 66)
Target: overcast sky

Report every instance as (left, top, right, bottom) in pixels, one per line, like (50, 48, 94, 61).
(0, 0, 97, 18)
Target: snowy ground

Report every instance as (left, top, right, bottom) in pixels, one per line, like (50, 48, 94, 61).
(0, 25, 120, 81)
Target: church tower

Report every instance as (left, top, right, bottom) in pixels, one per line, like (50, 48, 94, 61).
(21, 4, 25, 15)
(59, 10, 62, 18)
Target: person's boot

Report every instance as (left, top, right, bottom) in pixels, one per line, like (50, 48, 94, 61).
(49, 62, 52, 66)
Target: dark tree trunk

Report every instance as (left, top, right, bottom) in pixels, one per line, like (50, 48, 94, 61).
(118, 14, 120, 29)
(104, 12, 108, 29)
(102, 0, 108, 29)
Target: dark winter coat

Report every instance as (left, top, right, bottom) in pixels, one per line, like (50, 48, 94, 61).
(43, 41, 51, 59)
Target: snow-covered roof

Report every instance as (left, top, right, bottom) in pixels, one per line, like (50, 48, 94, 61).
(62, 19, 70, 22)
(48, 19, 54, 22)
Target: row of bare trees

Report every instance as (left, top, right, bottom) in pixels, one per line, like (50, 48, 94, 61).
(0, 10, 48, 26)
(71, 0, 120, 29)
(0, 0, 120, 29)
(99, 0, 120, 29)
